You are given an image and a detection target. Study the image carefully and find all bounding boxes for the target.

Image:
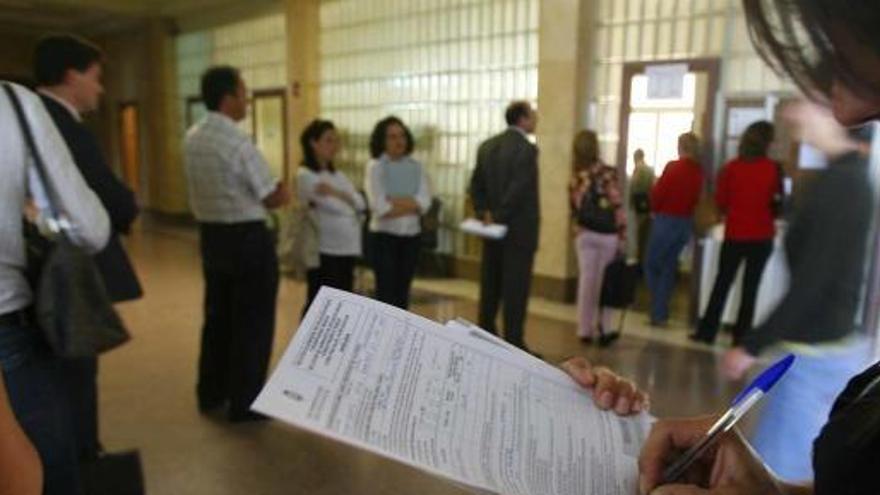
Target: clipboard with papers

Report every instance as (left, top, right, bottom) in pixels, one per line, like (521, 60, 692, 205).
(253, 288, 653, 495)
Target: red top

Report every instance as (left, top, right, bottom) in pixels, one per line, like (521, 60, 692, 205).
(650, 157, 704, 217)
(716, 156, 779, 241)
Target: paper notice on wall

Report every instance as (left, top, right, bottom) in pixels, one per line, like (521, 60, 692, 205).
(253, 288, 653, 495)
(645, 63, 688, 99)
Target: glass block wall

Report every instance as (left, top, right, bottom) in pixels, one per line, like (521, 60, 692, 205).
(590, 0, 794, 168)
(319, 0, 540, 258)
(175, 13, 288, 136)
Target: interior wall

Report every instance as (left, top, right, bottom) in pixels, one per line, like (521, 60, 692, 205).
(0, 32, 40, 82)
(317, 0, 540, 260)
(588, 0, 795, 174)
(93, 20, 184, 214)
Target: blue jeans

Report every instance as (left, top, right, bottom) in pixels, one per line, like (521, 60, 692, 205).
(0, 316, 82, 494)
(749, 340, 871, 483)
(645, 214, 692, 322)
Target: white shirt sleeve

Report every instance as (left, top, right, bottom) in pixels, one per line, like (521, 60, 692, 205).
(296, 169, 317, 209)
(15, 84, 110, 253)
(238, 141, 279, 202)
(366, 160, 392, 217)
(341, 172, 366, 212)
(299, 169, 358, 216)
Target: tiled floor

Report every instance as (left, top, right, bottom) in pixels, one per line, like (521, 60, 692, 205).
(101, 221, 747, 494)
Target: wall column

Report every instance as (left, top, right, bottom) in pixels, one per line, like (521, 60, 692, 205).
(143, 18, 188, 213)
(532, 0, 597, 301)
(285, 0, 321, 176)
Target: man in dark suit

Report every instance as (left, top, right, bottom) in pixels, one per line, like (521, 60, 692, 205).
(469, 101, 540, 353)
(34, 35, 142, 462)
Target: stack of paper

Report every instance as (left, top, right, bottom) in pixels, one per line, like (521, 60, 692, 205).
(253, 288, 651, 495)
(459, 218, 508, 239)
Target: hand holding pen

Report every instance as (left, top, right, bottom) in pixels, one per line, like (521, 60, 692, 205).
(639, 355, 801, 495)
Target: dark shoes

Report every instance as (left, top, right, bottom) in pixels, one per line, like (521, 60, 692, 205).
(198, 397, 225, 414)
(200, 397, 270, 424)
(688, 332, 715, 345)
(648, 318, 668, 328)
(228, 410, 270, 423)
(581, 326, 621, 347)
(598, 331, 620, 347)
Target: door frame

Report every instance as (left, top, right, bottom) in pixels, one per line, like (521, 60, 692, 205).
(251, 88, 289, 180)
(117, 100, 143, 195)
(616, 58, 721, 325)
(615, 57, 722, 174)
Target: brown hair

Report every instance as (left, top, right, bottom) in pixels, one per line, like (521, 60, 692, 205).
(572, 130, 599, 174)
(738, 120, 775, 159)
(742, 0, 880, 99)
(677, 132, 700, 158)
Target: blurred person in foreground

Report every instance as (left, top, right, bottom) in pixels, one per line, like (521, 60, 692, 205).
(637, 0, 880, 493)
(1, 82, 110, 493)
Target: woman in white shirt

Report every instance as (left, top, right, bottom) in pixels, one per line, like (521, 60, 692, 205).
(365, 116, 431, 309)
(297, 119, 366, 312)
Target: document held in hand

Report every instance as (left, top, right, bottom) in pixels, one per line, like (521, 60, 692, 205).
(253, 288, 651, 495)
(460, 218, 508, 239)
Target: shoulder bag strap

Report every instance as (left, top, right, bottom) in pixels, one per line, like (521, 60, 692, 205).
(3, 83, 62, 226)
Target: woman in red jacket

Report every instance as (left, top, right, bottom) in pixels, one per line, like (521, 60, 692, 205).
(691, 121, 780, 345)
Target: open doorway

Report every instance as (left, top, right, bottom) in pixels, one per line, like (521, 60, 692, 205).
(252, 89, 288, 181)
(616, 58, 721, 324)
(617, 59, 719, 178)
(118, 102, 141, 195)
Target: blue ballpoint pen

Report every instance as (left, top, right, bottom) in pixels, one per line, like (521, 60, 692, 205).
(661, 353, 796, 483)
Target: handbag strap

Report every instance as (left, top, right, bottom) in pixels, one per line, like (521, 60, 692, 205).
(3, 83, 62, 227)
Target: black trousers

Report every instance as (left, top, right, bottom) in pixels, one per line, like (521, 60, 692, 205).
(303, 254, 357, 314)
(372, 233, 421, 309)
(197, 221, 279, 418)
(697, 239, 773, 343)
(58, 356, 99, 461)
(478, 239, 536, 349)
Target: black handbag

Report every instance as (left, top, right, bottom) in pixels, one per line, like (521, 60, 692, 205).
(80, 450, 145, 495)
(4, 83, 130, 358)
(600, 257, 639, 309)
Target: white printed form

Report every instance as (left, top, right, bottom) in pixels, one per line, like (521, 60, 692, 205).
(253, 288, 650, 495)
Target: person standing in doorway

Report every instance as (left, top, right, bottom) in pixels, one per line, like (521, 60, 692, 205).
(692, 121, 779, 345)
(33, 34, 143, 464)
(184, 66, 290, 422)
(365, 116, 431, 310)
(644, 132, 703, 327)
(629, 148, 655, 266)
(469, 101, 540, 354)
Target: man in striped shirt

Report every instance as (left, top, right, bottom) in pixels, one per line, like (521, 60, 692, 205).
(184, 66, 290, 423)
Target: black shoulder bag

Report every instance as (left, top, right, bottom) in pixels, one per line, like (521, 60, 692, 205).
(576, 189, 618, 234)
(4, 83, 129, 358)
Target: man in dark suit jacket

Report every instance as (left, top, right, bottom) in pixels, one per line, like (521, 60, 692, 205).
(469, 101, 540, 353)
(34, 34, 142, 462)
